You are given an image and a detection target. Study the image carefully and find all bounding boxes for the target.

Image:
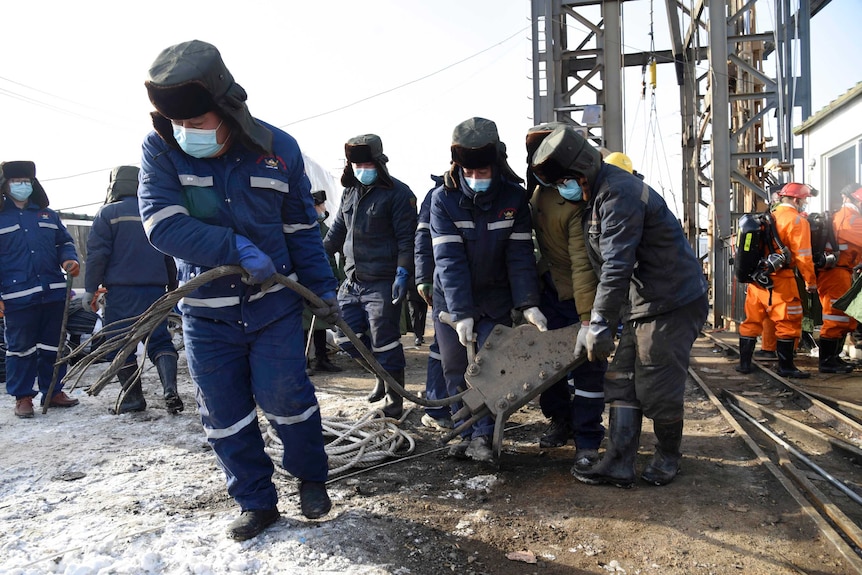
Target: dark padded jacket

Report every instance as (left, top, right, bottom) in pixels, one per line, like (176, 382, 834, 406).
(584, 165, 707, 323)
(324, 178, 417, 283)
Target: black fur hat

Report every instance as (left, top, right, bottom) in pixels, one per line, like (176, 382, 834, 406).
(0, 161, 49, 209)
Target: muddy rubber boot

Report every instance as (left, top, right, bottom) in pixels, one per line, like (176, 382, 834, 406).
(819, 338, 853, 373)
(381, 369, 404, 419)
(735, 336, 756, 374)
(112, 365, 147, 414)
(573, 402, 642, 488)
(155, 354, 184, 414)
(641, 419, 684, 486)
(356, 357, 386, 403)
(776, 339, 810, 379)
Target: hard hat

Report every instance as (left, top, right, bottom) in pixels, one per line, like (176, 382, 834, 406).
(778, 182, 812, 199)
(851, 188, 862, 204)
(604, 152, 633, 174)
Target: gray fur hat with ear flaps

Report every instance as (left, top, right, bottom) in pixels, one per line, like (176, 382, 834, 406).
(145, 39, 273, 155)
(445, 117, 523, 189)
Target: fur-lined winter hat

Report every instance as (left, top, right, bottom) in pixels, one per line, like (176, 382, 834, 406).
(145, 40, 273, 155)
(341, 134, 393, 188)
(525, 121, 567, 190)
(445, 117, 523, 189)
(0, 161, 49, 209)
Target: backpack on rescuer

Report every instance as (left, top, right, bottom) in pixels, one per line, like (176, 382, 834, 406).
(808, 211, 838, 271)
(734, 212, 790, 289)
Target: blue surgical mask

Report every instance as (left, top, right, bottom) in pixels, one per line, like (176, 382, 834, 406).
(317, 210, 329, 222)
(354, 168, 377, 186)
(465, 177, 492, 193)
(556, 179, 583, 202)
(172, 121, 224, 158)
(9, 181, 33, 201)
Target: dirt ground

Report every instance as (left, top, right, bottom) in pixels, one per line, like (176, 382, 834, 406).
(307, 329, 856, 575)
(5, 326, 856, 574)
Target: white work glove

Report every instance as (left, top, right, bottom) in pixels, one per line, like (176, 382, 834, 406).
(522, 306, 548, 332)
(454, 317, 475, 349)
(574, 312, 616, 362)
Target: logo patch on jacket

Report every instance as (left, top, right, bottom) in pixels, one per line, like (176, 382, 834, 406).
(39, 211, 51, 220)
(259, 156, 287, 171)
(499, 208, 516, 220)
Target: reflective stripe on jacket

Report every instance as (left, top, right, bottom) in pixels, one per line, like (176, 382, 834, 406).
(0, 202, 77, 311)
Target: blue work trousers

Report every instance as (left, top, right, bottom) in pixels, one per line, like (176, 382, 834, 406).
(423, 337, 449, 420)
(105, 285, 175, 366)
(434, 312, 498, 439)
(334, 279, 405, 372)
(183, 310, 328, 511)
(4, 300, 67, 399)
(537, 283, 606, 449)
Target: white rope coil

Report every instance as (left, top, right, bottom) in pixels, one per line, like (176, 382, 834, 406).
(264, 409, 416, 477)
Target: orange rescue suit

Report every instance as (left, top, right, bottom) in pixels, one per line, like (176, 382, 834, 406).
(818, 203, 862, 338)
(740, 203, 817, 341)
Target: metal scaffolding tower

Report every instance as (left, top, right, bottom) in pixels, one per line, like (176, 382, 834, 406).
(529, 0, 818, 328)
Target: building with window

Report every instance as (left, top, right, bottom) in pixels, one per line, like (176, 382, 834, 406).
(795, 81, 862, 211)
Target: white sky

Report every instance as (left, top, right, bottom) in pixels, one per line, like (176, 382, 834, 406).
(0, 0, 859, 217)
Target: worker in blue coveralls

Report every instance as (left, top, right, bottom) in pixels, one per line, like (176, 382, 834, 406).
(531, 125, 708, 488)
(85, 165, 183, 415)
(0, 160, 81, 418)
(525, 123, 606, 473)
(324, 134, 417, 419)
(431, 117, 548, 462)
(138, 40, 339, 541)
(414, 175, 453, 431)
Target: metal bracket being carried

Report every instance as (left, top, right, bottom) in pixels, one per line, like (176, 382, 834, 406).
(458, 323, 584, 459)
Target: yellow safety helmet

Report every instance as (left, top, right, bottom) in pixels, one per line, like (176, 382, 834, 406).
(604, 152, 633, 174)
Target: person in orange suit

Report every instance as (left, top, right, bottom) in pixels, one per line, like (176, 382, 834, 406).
(816, 184, 862, 373)
(737, 183, 817, 378)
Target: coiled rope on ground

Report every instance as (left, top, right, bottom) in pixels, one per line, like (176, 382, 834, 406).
(263, 407, 417, 477)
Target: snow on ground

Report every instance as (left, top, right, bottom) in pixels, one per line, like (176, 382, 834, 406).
(0, 358, 470, 575)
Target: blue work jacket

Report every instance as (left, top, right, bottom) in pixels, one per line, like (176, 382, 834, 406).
(430, 174, 540, 322)
(0, 200, 77, 312)
(138, 120, 338, 331)
(86, 196, 172, 292)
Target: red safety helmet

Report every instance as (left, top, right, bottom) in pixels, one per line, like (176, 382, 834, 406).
(778, 182, 812, 199)
(852, 188, 862, 203)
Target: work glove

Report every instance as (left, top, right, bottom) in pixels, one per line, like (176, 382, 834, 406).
(235, 235, 276, 285)
(0, 299, 4, 317)
(522, 306, 549, 332)
(574, 312, 616, 362)
(62, 260, 80, 277)
(391, 266, 410, 305)
(805, 283, 818, 294)
(310, 292, 340, 325)
(417, 283, 433, 306)
(454, 317, 475, 349)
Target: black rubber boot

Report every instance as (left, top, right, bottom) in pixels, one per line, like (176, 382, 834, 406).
(356, 357, 386, 403)
(226, 508, 280, 540)
(735, 336, 757, 374)
(112, 365, 147, 414)
(299, 480, 332, 519)
(381, 369, 405, 419)
(313, 331, 342, 372)
(573, 403, 642, 488)
(641, 419, 684, 486)
(819, 338, 854, 373)
(155, 354, 184, 414)
(776, 338, 810, 379)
